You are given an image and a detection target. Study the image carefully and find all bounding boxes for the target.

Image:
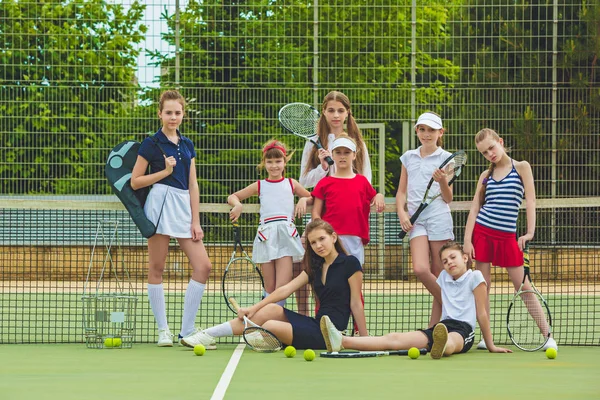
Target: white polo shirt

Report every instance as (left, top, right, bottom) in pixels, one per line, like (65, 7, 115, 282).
(399, 146, 452, 219)
(437, 269, 486, 330)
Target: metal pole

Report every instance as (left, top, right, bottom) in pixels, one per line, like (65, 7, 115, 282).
(410, 0, 417, 149)
(175, 0, 181, 87)
(313, 0, 319, 106)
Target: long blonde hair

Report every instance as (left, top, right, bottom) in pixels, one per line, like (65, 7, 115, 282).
(303, 91, 366, 176)
(475, 128, 502, 205)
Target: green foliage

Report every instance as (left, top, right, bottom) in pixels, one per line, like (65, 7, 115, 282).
(0, 0, 147, 194)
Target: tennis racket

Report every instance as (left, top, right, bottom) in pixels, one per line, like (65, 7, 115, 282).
(320, 348, 428, 359)
(398, 150, 467, 239)
(222, 221, 265, 313)
(506, 243, 553, 351)
(278, 102, 334, 166)
(229, 297, 282, 353)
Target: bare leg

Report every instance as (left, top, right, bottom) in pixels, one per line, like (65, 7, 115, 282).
(411, 237, 443, 326)
(428, 240, 449, 325)
(228, 303, 288, 335)
(275, 257, 293, 289)
(261, 261, 276, 294)
(443, 332, 465, 356)
(293, 259, 310, 315)
(177, 238, 212, 284)
(341, 331, 429, 351)
(506, 266, 550, 336)
(475, 261, 492, 317)
(147, 234, 170, 284)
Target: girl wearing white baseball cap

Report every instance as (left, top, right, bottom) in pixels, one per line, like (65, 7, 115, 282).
(396, 111, 455, 328)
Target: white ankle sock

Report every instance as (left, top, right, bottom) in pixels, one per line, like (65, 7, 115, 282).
(147, 283, 168, 331)
(180, 279, 206, 337)
(205, 322, 234, 338)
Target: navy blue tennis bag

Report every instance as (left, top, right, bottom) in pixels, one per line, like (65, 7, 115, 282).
(105, 138, 164, 238)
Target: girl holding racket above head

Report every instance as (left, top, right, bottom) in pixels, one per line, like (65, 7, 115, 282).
(321, 242, 512, 359)
(182, 219, 367, 350)
(294, 91, 373, 315)
(396, 111, 455, 328)
(226, 140, 311, 308)
(463, 128, 557, 351)
(130, 90, 212, 348)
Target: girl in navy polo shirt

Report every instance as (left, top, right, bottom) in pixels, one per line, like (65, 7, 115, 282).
(182, 219, 366, 350)
(131, 90, 212, 348)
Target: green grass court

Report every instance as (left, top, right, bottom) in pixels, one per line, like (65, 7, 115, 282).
(1, 344, 598, 400)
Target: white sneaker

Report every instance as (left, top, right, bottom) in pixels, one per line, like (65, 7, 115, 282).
(476, 339, 487, 350)
(430, 323, 448, 360)
(180, 329, 217, 350)
(157, 329, 174, 347)
(320, 315, 343, 352)
(543, 337, 558, 351)
(244, 330, 266, 348)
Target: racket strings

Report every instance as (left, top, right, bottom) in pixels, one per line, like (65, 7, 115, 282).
(445, 153, 467, 181)
(244, 327, 281, 352)
(509, 290, 551, 349)
(223, 259, 263, 308)
(279, 106, 319, 138)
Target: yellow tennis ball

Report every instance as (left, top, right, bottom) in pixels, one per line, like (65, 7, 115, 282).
(303, 349, 315, 362)
(546, 348, 557, 359)
(194, 344, 206, 356)
(408, 347, 420, 359)
(112, 338, 122, 348)
(284, 346, 297, 358)
(103, 338, 114, 348)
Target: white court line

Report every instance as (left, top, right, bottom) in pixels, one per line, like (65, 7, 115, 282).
(210, 342, 246, 400)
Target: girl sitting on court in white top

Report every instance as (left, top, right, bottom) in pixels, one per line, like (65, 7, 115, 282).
(321, 242, 512, 359)
(396, 111, 455, 327)
(227, 140, 311, 307)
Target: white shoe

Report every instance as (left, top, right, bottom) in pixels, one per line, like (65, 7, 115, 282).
(543, 337, 558, 351)
(180, 329, 217, 350)
(476, 339, 487, 350)
(320, 315, 343, 352)
(430, 323, 448, 360)
(244, 330, 267, 348)
(157, 329, 174, 347)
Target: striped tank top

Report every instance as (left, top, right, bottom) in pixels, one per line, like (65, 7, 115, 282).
(475, 162, 524, 233)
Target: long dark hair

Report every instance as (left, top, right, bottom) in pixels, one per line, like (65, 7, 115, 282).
(303, 219, 347, 296)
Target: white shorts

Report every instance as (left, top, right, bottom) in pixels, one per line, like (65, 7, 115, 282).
(408, 212, 454, 241)
(338, 235, 364, 265)
(144, 183, 193, 238)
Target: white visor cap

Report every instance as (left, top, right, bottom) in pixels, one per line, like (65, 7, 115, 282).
(331, 137, 357, 152)
(414, 112, 443, 130)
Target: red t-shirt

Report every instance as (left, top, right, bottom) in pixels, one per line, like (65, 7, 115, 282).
(311, 174, 377, 244)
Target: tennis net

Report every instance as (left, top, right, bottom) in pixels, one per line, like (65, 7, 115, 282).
(1, 196, 598, 346)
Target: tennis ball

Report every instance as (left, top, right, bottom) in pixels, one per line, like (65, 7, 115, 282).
(112, 338, 122, 348)
(546, 348, 557, 359)
(303, 349, 316, 362)
(408, 347, 420, 359)
(284, 346, 297, 358)
(194, 344, 206, 356)
(103, 338, 114, 348)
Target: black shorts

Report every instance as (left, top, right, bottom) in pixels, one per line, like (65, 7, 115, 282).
(419, 319, 475, 354)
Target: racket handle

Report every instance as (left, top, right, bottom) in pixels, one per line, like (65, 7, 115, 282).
(397, 206, 425, 239)
(325, 156, 334, 166)
(310, 139, 334, 166)
(229, 297, 241, 312)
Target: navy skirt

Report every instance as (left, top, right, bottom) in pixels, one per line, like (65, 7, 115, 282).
(283, 308, 327, 350)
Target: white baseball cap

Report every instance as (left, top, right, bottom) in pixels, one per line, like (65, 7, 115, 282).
(331, 136, 357, 152)
(414, 112, 443, 130)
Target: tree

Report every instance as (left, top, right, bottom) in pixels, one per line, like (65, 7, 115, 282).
(0, 0, 147, 194)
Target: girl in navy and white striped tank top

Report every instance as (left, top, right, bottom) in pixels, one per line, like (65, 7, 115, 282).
(463, 128, 556, 351)
(475, 162, 524, 233)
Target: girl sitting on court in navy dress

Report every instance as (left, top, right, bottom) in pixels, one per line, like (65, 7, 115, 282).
(184, 219, 367, 349)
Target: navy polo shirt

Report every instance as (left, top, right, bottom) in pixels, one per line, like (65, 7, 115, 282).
(138, 129, 196, 190)
(312, 253, 362, 331)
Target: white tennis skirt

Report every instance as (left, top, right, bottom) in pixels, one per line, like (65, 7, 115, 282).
(252, 221, 305, 264)
(144, 183, 193, 238)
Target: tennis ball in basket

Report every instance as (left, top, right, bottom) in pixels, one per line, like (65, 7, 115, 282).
(303, 349, 316, 362)
(545, 348, 557, 359)
(103, 338, 114, 348)
(284, 346, 297, 358)
(408, 347, 420, 359)
(194, 344, 206, 356)
(112, 338, 122, 348)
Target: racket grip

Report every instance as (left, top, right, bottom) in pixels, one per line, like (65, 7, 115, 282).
(397, 208, 424, 239)
(325, 156, 334, 166)
(229, 297, 241, 312)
